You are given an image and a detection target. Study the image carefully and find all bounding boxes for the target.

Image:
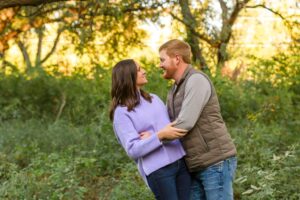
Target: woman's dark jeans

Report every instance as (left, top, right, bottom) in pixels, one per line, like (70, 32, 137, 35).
(146, 158, 191, 200)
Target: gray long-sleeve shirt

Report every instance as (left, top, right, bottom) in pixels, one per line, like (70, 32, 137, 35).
(171, 73, 211, 130)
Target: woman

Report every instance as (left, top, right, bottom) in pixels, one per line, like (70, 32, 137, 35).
(109, 59, 191, 200)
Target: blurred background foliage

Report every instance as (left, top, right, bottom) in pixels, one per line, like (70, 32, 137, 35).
(0, 0, 299, 199)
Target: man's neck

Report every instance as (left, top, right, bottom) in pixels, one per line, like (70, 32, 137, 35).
(174, 63, 189, 84)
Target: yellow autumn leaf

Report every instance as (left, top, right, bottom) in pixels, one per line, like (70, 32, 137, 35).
(11, 18, 29, 30)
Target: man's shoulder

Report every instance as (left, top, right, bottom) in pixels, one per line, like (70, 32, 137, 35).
(188, 72, 210, 84)
(185, 71, 212, 93)
(189, 67, 210, 78)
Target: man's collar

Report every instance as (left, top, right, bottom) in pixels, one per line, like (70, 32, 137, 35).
(175, 65, 193, 85)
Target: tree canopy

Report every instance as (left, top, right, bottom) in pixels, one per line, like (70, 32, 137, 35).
(0, 0, 298, 74)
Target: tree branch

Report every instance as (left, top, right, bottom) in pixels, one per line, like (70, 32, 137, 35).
(17, 40, 32, 70)
(0, 0, 68, 10)
(228, 0, 251, 26)
(41, 27, 64, 64)
(55, 91, 66, 122)
(3, 59, 18, 71)
(16, 4, 77, 18)
(122, 2, 164, 13)
(246, 4, 286, 20)
(35, 27, 43, 67)
(170, 12, 220, 47)
(218, 0, 228, 22)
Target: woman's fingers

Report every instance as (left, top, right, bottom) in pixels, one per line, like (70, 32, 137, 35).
(140, 131, 151, 139)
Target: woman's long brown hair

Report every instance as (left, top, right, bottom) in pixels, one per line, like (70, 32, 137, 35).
(109, 59, 152, 121)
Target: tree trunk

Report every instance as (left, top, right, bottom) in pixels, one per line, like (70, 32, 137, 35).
(186, 31, 209, 71)
(35, 27, 43, 68)
(17, 40, 32, 72)
(179, 0, 208, 71)
(216, 0, 251, 71)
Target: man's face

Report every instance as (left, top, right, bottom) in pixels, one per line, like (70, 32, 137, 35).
(159, 50, 177, 80)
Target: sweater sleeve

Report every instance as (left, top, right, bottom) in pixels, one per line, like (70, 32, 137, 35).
(113, 109, 162, 160)
(173, 73, 211, 130)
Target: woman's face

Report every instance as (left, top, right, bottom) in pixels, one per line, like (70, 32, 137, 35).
(135, 62, 148, 88)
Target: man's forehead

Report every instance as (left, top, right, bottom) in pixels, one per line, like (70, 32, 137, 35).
(159, 50, 168, 57)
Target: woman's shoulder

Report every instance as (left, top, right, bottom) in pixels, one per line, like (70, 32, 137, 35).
(114, 105, 128, 118)
(113, 105, 130, 122)
(150, 93, 164, 103)
(149, 93, 160, 100)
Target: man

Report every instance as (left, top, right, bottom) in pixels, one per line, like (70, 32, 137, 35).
(157, 39, 237, 200)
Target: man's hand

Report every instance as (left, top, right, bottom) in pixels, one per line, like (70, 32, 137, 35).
(157, 121, 187, 141)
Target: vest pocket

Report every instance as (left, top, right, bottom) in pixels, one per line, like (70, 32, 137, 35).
(183, 130, 209, 156)
(198, 132, 209, 152)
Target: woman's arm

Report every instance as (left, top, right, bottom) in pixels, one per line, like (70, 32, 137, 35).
(113, 110, 162, 160)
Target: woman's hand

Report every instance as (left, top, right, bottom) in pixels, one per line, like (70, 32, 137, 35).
(140, 131, 151, 140)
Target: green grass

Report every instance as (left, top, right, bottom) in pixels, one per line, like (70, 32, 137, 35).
(0, 55, 299, 199)
(0, 117, 299, 199)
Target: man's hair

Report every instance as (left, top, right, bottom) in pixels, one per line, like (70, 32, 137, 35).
(159, 39, 192, 64)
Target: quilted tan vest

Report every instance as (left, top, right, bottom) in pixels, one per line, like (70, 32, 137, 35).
(167, 66, 237, 172)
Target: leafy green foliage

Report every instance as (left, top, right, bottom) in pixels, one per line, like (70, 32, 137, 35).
(0, 52, 299, 199)
(232, 122, 299, 199)
(0, 69, 111, 123)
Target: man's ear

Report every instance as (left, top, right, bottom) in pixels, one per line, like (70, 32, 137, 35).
(175, 55, 181, 65)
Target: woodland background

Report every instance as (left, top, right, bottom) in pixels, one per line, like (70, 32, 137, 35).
(0, 0, 299, 199)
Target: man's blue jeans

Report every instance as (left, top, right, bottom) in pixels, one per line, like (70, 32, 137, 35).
(190, 156, 237, 200)
(146, 158, 191, 200)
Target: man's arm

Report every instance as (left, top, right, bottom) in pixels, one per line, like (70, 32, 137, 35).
(166, 73, 211, 140)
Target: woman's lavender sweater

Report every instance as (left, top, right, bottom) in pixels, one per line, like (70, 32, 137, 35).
(113, 94, 185, 183)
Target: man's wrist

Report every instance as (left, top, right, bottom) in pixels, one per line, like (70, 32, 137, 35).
(157, 131, 165, 141)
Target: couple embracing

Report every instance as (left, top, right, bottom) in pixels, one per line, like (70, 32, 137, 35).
(110, 39, 237, 200)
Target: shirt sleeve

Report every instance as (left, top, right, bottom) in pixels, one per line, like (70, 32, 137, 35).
(113, 109, 162, 160)
(173, 73, 211, 130)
